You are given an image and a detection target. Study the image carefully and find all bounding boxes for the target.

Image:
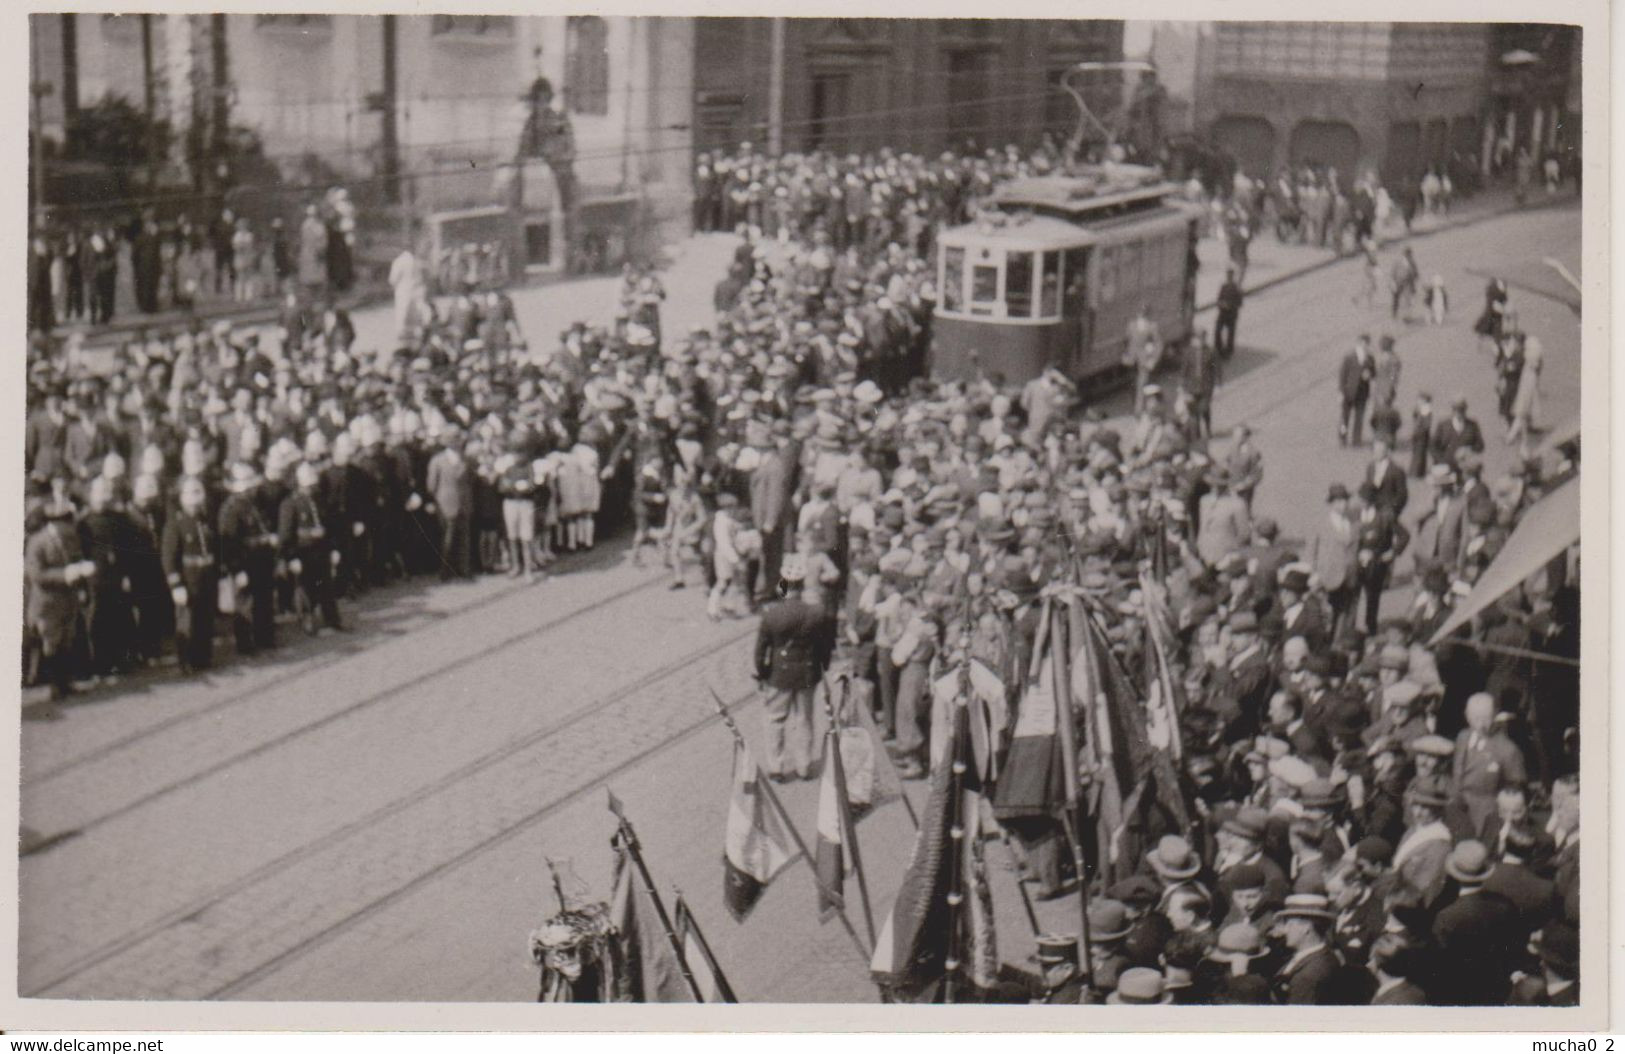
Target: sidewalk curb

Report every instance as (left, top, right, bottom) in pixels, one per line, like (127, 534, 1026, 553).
(1194, 193, 1579, 315)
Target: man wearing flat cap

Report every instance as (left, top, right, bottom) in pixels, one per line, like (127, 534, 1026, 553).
(1393, 774, 1454, 905)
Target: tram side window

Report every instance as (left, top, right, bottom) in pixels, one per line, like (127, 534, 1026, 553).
(943, 246, 965, 312)
(1062, 248, 1089, 316)
(1120, 241, 1142, 300)
(1006, 251, 1034, 318)
(1098, 245, 1118, 305)
(970, 263, 999, 316)
(1040, 251, 1061, 317)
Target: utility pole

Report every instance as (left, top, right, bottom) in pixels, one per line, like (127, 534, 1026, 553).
(141, 14, 158, 191)
(767, 18, 785, 157)
(209, 13, 230, 199)
(29, 29, 51, 222)
(379, 14, 400, 204)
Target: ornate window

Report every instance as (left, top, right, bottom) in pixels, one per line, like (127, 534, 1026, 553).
(566, 16, 610, 116)
(430, 15, 514, 38)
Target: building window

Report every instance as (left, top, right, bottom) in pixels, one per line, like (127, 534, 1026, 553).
(566, 16, 610, 116)
(430, 15, 514, 38)
(255, 14, 333, 29)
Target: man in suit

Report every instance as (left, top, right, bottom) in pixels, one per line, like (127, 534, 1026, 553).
(1367, 934, 1429, 1005)
(1484, 826, 1557, 934)
(1371, 335, 1402, 412)
(1197, 467, 1252, 568)
(1208, 611, 1273, 740)
(1225, 424, 1264, 511)
(1430, 396, 1485, 467)
(1214, 268, 1243, 359)
(1354, 481, 1409, 636)
(426, 430, 474, 580)
(1364, 436, 1409, 518)
(1337, 335, 1375, 447)
(1271, 894, 1341, 1004)
(753, 558, 835, 781)
(25, 386, 70, 484)
(1392, 775, 1454, 906)
(749, 434, 793, 600)
(1311, 483, 1358, 638)
(1507, 923, 1579, 1006)
(1413, 462, 1466, 575)
(1431, 840, 1519, 1005)
(1277, 567, 1330, 654)
(1184, 332, 1219, 438)
(26, 497, 92, 699)
(1452, 693, 1529, 831)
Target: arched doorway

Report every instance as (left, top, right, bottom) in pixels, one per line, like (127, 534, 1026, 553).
(1210, 115, 1276, 179)
(1289, 119, 1361, 183)
(1385, 120, 1423, 186)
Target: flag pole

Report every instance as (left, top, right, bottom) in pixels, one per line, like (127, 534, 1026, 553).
(996, 826, 1043, 940)
(1058, 601, 1097, 992)
(708, 689, 873, 962)
(671, 888, 740, 1003)
(606, 790, 707, 1003)
(826, 677, 878, 947)
(941, 622, 974, 1005)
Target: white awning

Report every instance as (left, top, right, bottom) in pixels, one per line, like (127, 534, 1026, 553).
(1429, 477, 1580, 644)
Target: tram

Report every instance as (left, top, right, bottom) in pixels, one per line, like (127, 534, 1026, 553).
(930, 164, 1204, 387)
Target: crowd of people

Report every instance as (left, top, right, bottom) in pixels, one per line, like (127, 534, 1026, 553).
(26, 187, 361, 333)
(22, 137, 1580, 1007)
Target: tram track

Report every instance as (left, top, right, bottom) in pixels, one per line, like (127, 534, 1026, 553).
(24, 541, 652, 789)
(25, 624, 758, 999)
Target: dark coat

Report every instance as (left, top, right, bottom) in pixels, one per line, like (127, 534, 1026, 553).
(1275, 945, 1340, 1005)
(754, 596, 835, 691)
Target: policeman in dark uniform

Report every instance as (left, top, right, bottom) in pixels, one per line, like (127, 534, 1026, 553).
(162, 475, 219, 672)
(1031, 934, 1086, 1004)
(323, 433, 374, 598)
(219, 461, 279, 655)
(752, 556, 835, 781)
(279, 460, 344, 634)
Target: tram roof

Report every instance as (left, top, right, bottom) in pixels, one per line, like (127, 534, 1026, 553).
(938, 202, 1195, 251)
(989, 168, 1180, 218)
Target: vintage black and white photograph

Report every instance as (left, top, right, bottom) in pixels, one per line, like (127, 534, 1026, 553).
(14, 8, 1595, 1019)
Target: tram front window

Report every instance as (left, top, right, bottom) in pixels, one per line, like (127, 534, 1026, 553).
(1005, 251, 1034, 318)
(970, 264, 998, 316)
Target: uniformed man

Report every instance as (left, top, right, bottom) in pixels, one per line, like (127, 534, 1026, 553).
(218, 461, 279, 655)
(752, 556, 835, 781)
(279, 460, 344, 634)
(162, 475, 220, 672)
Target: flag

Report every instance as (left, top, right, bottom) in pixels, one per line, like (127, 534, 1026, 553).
(929, 658, 1006, 779)
(610, 839, 694, 1003)
(1068, 598, 1190, 884)
(815, 728, 859, 922)
(870, 692, 995, 1002)
(672, 894, 738, 1003)
(722, 743, 798, 922)
(1140, 571, 1187, 762)
(993, 599, 1078, 820)
(825, 675, 903, 818)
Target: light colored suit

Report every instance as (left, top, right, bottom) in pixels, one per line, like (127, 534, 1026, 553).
(1310, 511, 1357, 592)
